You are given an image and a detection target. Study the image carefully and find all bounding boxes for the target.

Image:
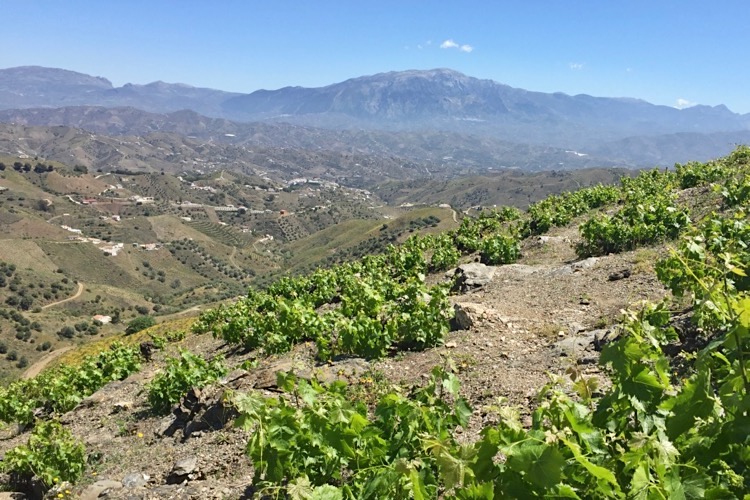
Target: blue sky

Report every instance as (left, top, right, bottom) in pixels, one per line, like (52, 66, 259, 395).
(3, 1, 749, 113)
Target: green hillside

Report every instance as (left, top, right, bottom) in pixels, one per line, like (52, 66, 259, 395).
(1, 148, 748, 498)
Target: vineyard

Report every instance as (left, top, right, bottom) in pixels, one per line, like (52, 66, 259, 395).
(187, 220, 254, 248)
(1, 147, 749, 498)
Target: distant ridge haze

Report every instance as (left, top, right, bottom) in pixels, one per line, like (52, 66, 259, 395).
(0, 65, 748, 167)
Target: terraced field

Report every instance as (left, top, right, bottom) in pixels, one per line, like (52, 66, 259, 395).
(187, 220, 253, 247)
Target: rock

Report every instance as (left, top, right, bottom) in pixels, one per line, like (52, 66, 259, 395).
(553, 257, 600, 276)
(444, 341, 457, 348)
(578, 355, 598, 365)
(254, 359, 298, 389)
(569, 322, 586, 334)
(79, 480, 123, 500)
(551, 329, 608, 357)
(537, 235, 569, 245)
(256, 359, 369, 389)
(220, 369, 251, 388)
(167, 456, 200, 484)
(451, 302, 497, 330)
(150, 484, 184, 497)
(158, 372, 259, 440)
(574, 257, 600, 270)
(173, 457, 198, 476)
(451, 263, 496, 292)
(452, 303, 474, 330)
(594, 327, 622, 349)
(112, 401, 132, 413)
(157, 415, 179, 437)
(79, 390, 111, 408)
(179, 386, 239, 439)
(608, 269, 632, 281)
(122, 472, 149, 488)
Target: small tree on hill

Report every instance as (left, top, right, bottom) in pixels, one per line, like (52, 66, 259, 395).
(58, 325, 75, 339)
(125, 315, 156, 335)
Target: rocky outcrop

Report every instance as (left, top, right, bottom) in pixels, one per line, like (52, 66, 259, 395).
(451, 263, 496, 292)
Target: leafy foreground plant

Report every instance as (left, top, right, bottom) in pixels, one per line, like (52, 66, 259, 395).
(0, 342, 142, 425)
(147, 349, 228, 414)
(577, 170, 690, 257)
(232, 289, 748, 498)
(234, 368, 472, 498)
(1, 420, 86, 491)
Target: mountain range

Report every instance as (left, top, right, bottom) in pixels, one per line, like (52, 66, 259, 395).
(1, 65, 749, 167)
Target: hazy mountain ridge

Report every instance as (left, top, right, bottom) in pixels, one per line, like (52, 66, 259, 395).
(6, 121, 600, 186)
(0, 106, 622, 172)
(222, 68, 750, 148)
(0, 66, 238, 116)
(0, 66, 749, 167)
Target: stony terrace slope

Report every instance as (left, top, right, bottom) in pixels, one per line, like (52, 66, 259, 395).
(1, 148, 748, 498)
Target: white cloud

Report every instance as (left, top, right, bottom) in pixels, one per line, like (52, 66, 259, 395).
(675, 98, 697, 109)
(440, 39, 473, 53)
(569, 63, 584, 70)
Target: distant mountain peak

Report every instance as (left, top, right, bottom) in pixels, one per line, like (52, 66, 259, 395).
(344, 68, 485, 86)
(0, 65, 113, 88)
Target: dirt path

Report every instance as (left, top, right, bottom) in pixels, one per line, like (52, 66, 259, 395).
(156, 305, 203, 322)
(42, 281, 84, 310)
(22, 346, 74, 379)
(228, 246, 242, 270)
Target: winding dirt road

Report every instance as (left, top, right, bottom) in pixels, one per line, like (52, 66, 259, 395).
(42, 282, 84, 310)
(22, 346, 74, 379)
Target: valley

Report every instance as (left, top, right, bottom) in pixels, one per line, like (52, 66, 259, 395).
(0, 144, 629, 383)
